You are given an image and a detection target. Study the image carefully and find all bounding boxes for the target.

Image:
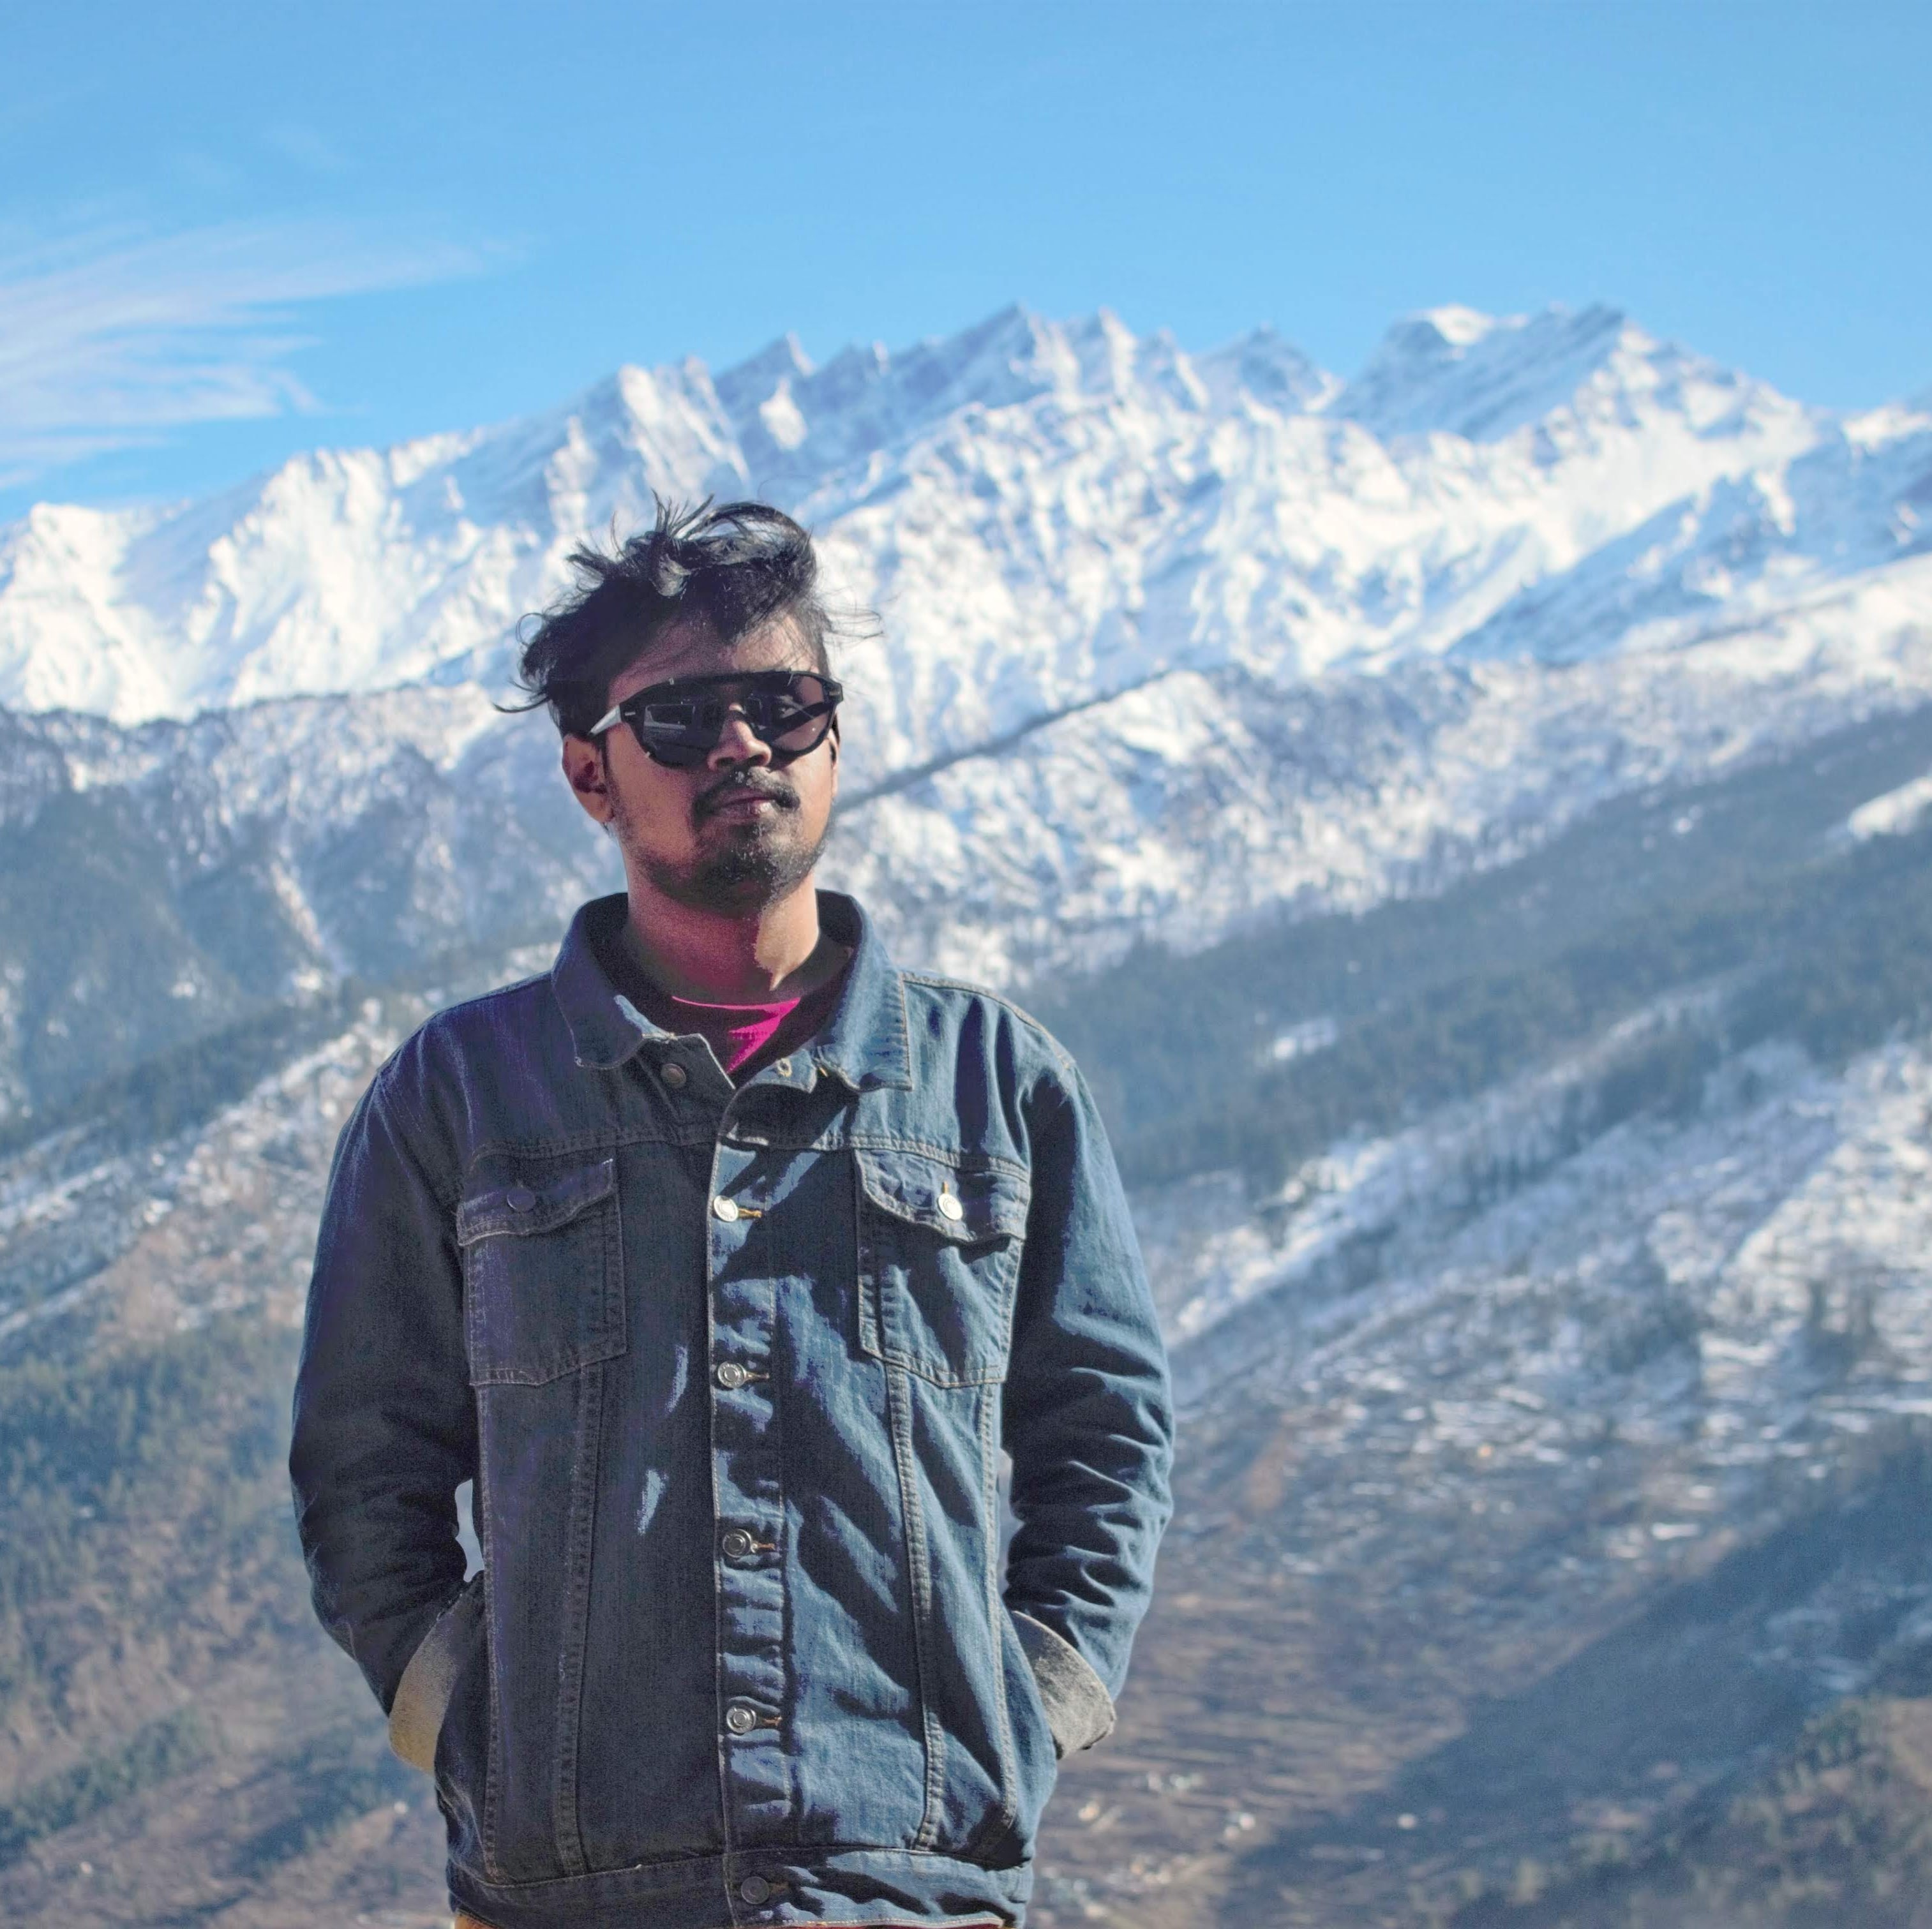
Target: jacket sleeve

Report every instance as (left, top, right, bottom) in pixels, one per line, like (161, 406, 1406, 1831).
(1001, 1054, 1174, 1754)
(289, 1052, 475, 1717)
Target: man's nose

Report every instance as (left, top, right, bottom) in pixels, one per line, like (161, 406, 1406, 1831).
(706, 704, 772, 769)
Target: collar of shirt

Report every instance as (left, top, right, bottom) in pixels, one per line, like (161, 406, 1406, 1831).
(550, 888, 914, 1093)
(618, 967, 846, 1081)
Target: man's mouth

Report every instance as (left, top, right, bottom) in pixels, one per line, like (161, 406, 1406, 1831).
(696, 778, 797, 822)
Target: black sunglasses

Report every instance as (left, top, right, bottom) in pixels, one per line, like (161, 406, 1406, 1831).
(589, 670, 843, 769)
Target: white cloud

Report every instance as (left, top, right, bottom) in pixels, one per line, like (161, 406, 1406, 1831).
(0, 216, 492, 490)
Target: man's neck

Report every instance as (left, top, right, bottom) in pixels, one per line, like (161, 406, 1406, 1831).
(618, 875, 842, 1004)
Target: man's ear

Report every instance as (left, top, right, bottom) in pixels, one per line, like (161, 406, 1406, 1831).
(561, 733, 615, 826)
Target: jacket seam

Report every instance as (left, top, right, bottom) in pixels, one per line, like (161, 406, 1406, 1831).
(770, 1260, 800, 1828)
(883, 1359, 946, 1850)
(457, 1845, 1028, 1894)
(897, 974, 1077, 1076)
(980, 1379, 1019, 1850)
(477, 1391, 505, 1881)
(549, 1355, 608, 1874)
(451, 1129, 1032, 1179)
(705, 1147, 737, 1872)
(368, 1059, 465, 1214)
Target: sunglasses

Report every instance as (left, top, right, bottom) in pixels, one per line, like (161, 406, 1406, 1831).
(589, 670, 843, 769)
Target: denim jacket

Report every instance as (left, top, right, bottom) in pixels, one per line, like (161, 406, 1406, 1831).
(290, 891, 1174, 1929)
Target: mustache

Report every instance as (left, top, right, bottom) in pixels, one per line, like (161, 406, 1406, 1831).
(694, 770, 800, 818)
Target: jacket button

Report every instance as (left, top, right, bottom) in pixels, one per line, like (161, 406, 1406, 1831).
(715, 1362, 749, 1390)
(937, 1191, 964, 1221)
(772, 1057, 792, 1077)
(724, 1701, 760, 1734)
(721, 1528, 756, 1560)
(713, 1195, 740, 1222)
(505, 1187, 536, 1212)
(738, 1876, 774, 1904)
(661, 1061, 688, 1090)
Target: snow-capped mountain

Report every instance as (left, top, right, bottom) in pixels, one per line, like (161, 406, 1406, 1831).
(8, 302, 1932, 1926)
(3, 301, 1919, 749)
(3, 300, 1929, 1009)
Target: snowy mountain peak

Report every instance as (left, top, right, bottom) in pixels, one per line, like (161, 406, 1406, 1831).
(720, 303, 1239, 502)
(715, 332, 815, 411)
(563, 358, 733, 459)
(1414, 302, 1501, 348)
(1195, 324, 1337, 415)
(1339, 302, 1827, 466)
(1335, 301, 1640, 440)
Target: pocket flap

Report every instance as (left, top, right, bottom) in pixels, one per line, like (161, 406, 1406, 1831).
(855, 1149, 1030, 1245)
(457, 1159, 616, 1246)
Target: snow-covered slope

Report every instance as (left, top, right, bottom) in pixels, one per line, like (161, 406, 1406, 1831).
(0, 357, 745, 721)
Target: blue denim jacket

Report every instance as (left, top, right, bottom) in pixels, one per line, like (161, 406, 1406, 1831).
(290, 891, 1174, 1929)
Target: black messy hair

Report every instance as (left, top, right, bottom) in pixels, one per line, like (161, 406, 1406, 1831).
(511, 497, 840, 739)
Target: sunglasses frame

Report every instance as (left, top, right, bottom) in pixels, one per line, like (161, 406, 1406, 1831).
(589, 669, 843, 769)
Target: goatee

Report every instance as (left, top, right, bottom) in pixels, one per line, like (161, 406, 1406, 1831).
(617, 779, 828, 914)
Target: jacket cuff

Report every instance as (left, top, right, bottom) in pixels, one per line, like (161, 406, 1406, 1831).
(387, 1580, 483, 1773)
(1009, 1610, 1116, 1756)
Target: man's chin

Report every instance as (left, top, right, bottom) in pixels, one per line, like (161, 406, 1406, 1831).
(640, 835, 825, 916)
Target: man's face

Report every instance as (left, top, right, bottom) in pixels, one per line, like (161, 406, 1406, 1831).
(562, 611, 839, 916)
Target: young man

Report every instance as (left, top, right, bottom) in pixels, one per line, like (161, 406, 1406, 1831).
(290, 501, 1174, 1929)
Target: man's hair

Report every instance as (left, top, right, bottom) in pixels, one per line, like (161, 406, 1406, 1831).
(513, 498, 839, 738)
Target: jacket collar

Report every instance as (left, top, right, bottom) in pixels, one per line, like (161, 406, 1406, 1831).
(804, 890, 913, 1092)
(550, 888, 913, 1092)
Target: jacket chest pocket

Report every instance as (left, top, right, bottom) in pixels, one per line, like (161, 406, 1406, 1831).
(855, 1149, 1030, 1388)
(456, 1159, 626, 1386)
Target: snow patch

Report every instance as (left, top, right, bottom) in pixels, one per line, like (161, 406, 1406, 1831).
(1843, 770, 1932, 842)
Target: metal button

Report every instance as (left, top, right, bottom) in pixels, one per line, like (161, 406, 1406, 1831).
(772, 1057, 792, 1077)
(721, 1528, 756, 1560)
(715, 1361, 750, 1390)
(738, 1876, 774, 1904)
(937, 1191, 964, 1221)
(505, 1186, 536, 1213)
(660, 1061, 687, 1090)
(724, 1701, 760, 1735)
(713, 1195, 740, 1223)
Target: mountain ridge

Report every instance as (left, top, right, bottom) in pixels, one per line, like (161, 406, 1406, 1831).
(5, 298, 1922, 736)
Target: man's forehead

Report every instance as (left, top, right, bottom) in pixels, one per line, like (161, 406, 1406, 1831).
(610, 613, 812, 699)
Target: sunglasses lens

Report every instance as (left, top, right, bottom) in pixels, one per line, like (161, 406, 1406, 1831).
(753, 674, 835, 757)
(639, 734, 709, 768)
(631, 695, 715, 766)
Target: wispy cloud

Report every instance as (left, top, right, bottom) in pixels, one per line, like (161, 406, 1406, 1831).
(0, 216, 493, 491)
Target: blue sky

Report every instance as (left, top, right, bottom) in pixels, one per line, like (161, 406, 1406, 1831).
(3, 0, 1926, 519)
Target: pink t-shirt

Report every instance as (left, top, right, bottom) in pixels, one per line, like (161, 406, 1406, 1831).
(625, 968, 847, 1082)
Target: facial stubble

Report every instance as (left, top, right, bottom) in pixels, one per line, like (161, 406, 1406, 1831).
(610, 768, 830, 914)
